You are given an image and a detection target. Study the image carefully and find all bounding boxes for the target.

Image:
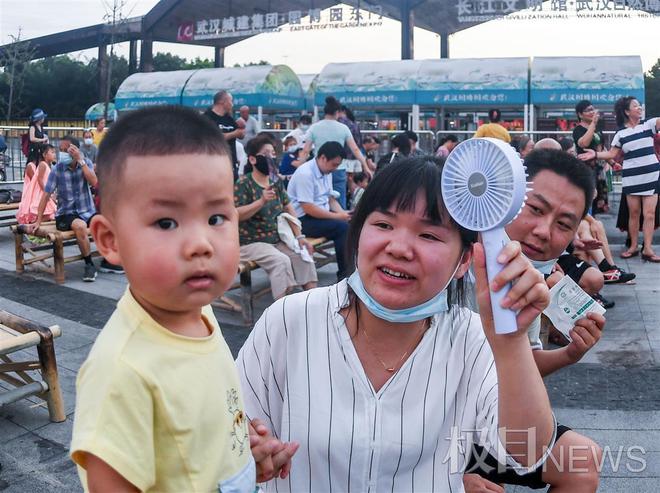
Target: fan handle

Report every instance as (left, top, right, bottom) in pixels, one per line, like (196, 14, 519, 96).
(482, 228, 518, 335)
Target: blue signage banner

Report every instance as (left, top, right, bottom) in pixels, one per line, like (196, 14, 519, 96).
(314, 90, 415, 107)
(531, 88, 645, 105)
(416, 89, 527, 106)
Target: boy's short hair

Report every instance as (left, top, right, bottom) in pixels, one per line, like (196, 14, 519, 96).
(96, 105, 229, 211)
(352, 172, 369, 184)
(524, 149, 594, 218)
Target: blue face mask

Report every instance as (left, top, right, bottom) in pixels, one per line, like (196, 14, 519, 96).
(530, 258, 557, 276)
(59, 152, 72, 166)
(347, 261, 462, 323)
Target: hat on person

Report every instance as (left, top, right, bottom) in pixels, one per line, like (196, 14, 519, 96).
(30, 108, 47, 122)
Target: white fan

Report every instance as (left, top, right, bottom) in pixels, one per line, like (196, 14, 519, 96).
(441, 138, 528, 334)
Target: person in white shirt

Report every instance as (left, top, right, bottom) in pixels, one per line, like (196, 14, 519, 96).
(237, 105, 260, 146)
(284, 115, 312, 147)
(237, 156, 556, 492)
(287, 141, 350, 279)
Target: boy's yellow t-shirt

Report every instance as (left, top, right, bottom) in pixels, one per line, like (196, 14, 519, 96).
(70, 289, 255, 493)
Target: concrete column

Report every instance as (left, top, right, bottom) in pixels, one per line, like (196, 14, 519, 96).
(257, 106, 263, 128)
(524, 104, 529, 132)
(214, 46, 225, 68)
(128, 39, 138, 74)
(401, 0, 414, 60)
(98, 44, 108, 102)
(140, 39, 154, 72)
(440, 31, 449, 59)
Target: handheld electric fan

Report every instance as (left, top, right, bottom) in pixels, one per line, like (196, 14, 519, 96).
(441, 138, 528, 334)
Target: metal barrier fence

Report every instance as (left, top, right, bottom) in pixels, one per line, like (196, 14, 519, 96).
(1, 124, 620, 183)
(0, 126, 87, 182)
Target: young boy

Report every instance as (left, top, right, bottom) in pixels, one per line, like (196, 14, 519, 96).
(70, 106, 279, 491)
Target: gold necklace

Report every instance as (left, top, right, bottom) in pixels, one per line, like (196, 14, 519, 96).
(360, 318, 429, 373)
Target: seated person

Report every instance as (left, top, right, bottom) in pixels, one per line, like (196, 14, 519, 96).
(573, 216, 635, 285)
(235, 136, 317, 300)
(350, 171, 369, 210)
(29, 136, 98, 282)
(466, 149, 604, 492)
(17, 144, 57, 225)
(287, 141, 350, 280)
(362, 135, 380, 173)
(278, 136, 304, 181)
(80, 129, 98, 165)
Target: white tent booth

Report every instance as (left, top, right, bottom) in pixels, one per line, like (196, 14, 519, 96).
(312, 59, 424, 130)
(530, 56, 645, 132)
(415, 57, 530, 134)
(115, 65, 306, 127)
(311, 58, 529, 140)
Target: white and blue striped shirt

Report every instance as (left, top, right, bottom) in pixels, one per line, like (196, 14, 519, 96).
(611, 118, 660, 196)
(237, 281, 531, 493)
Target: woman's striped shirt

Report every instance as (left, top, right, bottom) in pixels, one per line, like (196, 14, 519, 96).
(612, 118, 660, 195)
(236, 281, 531, 493)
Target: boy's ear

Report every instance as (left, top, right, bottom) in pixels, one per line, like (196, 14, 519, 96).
(453, 247, 474, 280)
(90, 215, 122, 266)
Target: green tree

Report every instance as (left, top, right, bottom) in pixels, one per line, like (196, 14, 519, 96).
(645, 59, 660, 117)
(186, 57, 214, 69)
(153, 53, 189, 71)
(233, 60, 270, 67)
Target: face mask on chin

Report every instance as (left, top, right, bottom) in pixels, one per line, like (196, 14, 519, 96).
(347, 259, 463, 323)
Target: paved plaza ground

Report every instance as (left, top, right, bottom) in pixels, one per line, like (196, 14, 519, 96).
(0, 190, 658, 492)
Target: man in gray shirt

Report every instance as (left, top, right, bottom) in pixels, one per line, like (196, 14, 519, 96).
(238, 105, 260, 146)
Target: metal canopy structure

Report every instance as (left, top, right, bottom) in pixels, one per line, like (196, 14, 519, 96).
(0, 0, 506, 70)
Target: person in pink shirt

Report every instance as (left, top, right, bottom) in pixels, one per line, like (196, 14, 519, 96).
(17, 144, 56, 225)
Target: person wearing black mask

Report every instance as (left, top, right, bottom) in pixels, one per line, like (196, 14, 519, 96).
(233, 136, 318, 301)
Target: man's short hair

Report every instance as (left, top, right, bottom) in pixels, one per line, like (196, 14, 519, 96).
(575, 100, 592, 117)
(524, 149, 594, 218)
(300, 115, 312, 125)
(213, 90, 229, 105)
(404, 130, 418, 142)
(317, 141, 346, 161)
(62, 134, 81, 148)
(488, 109, 501, 123)
(96, 105, 229, 211)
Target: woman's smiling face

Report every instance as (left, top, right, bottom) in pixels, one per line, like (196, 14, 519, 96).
(356, 191, 467, 310)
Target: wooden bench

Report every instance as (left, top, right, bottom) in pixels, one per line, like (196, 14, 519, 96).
(0, 310, 65, 423)
(11, 222, 100, 284)
(213, 237, 336, 325)
(0, 202, 19, 228)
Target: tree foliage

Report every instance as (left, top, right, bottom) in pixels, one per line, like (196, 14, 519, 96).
(0, 52, 218, 119)
(645, 58, 660, 117)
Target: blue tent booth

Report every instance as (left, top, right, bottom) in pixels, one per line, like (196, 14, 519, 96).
(530, 56, 645, 131)
(115, 65, 306, 126)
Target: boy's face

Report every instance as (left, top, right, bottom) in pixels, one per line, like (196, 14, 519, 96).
(505, 170, 584, 261)
(97, 153, 239, 323)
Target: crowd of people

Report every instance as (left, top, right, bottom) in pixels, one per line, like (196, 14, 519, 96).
(12, 92, 658, 492)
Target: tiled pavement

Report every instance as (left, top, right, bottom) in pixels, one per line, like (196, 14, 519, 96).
(0, 188, 659, 492)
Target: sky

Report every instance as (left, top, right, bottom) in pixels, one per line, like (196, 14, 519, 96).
(0, 0, 658, 74)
